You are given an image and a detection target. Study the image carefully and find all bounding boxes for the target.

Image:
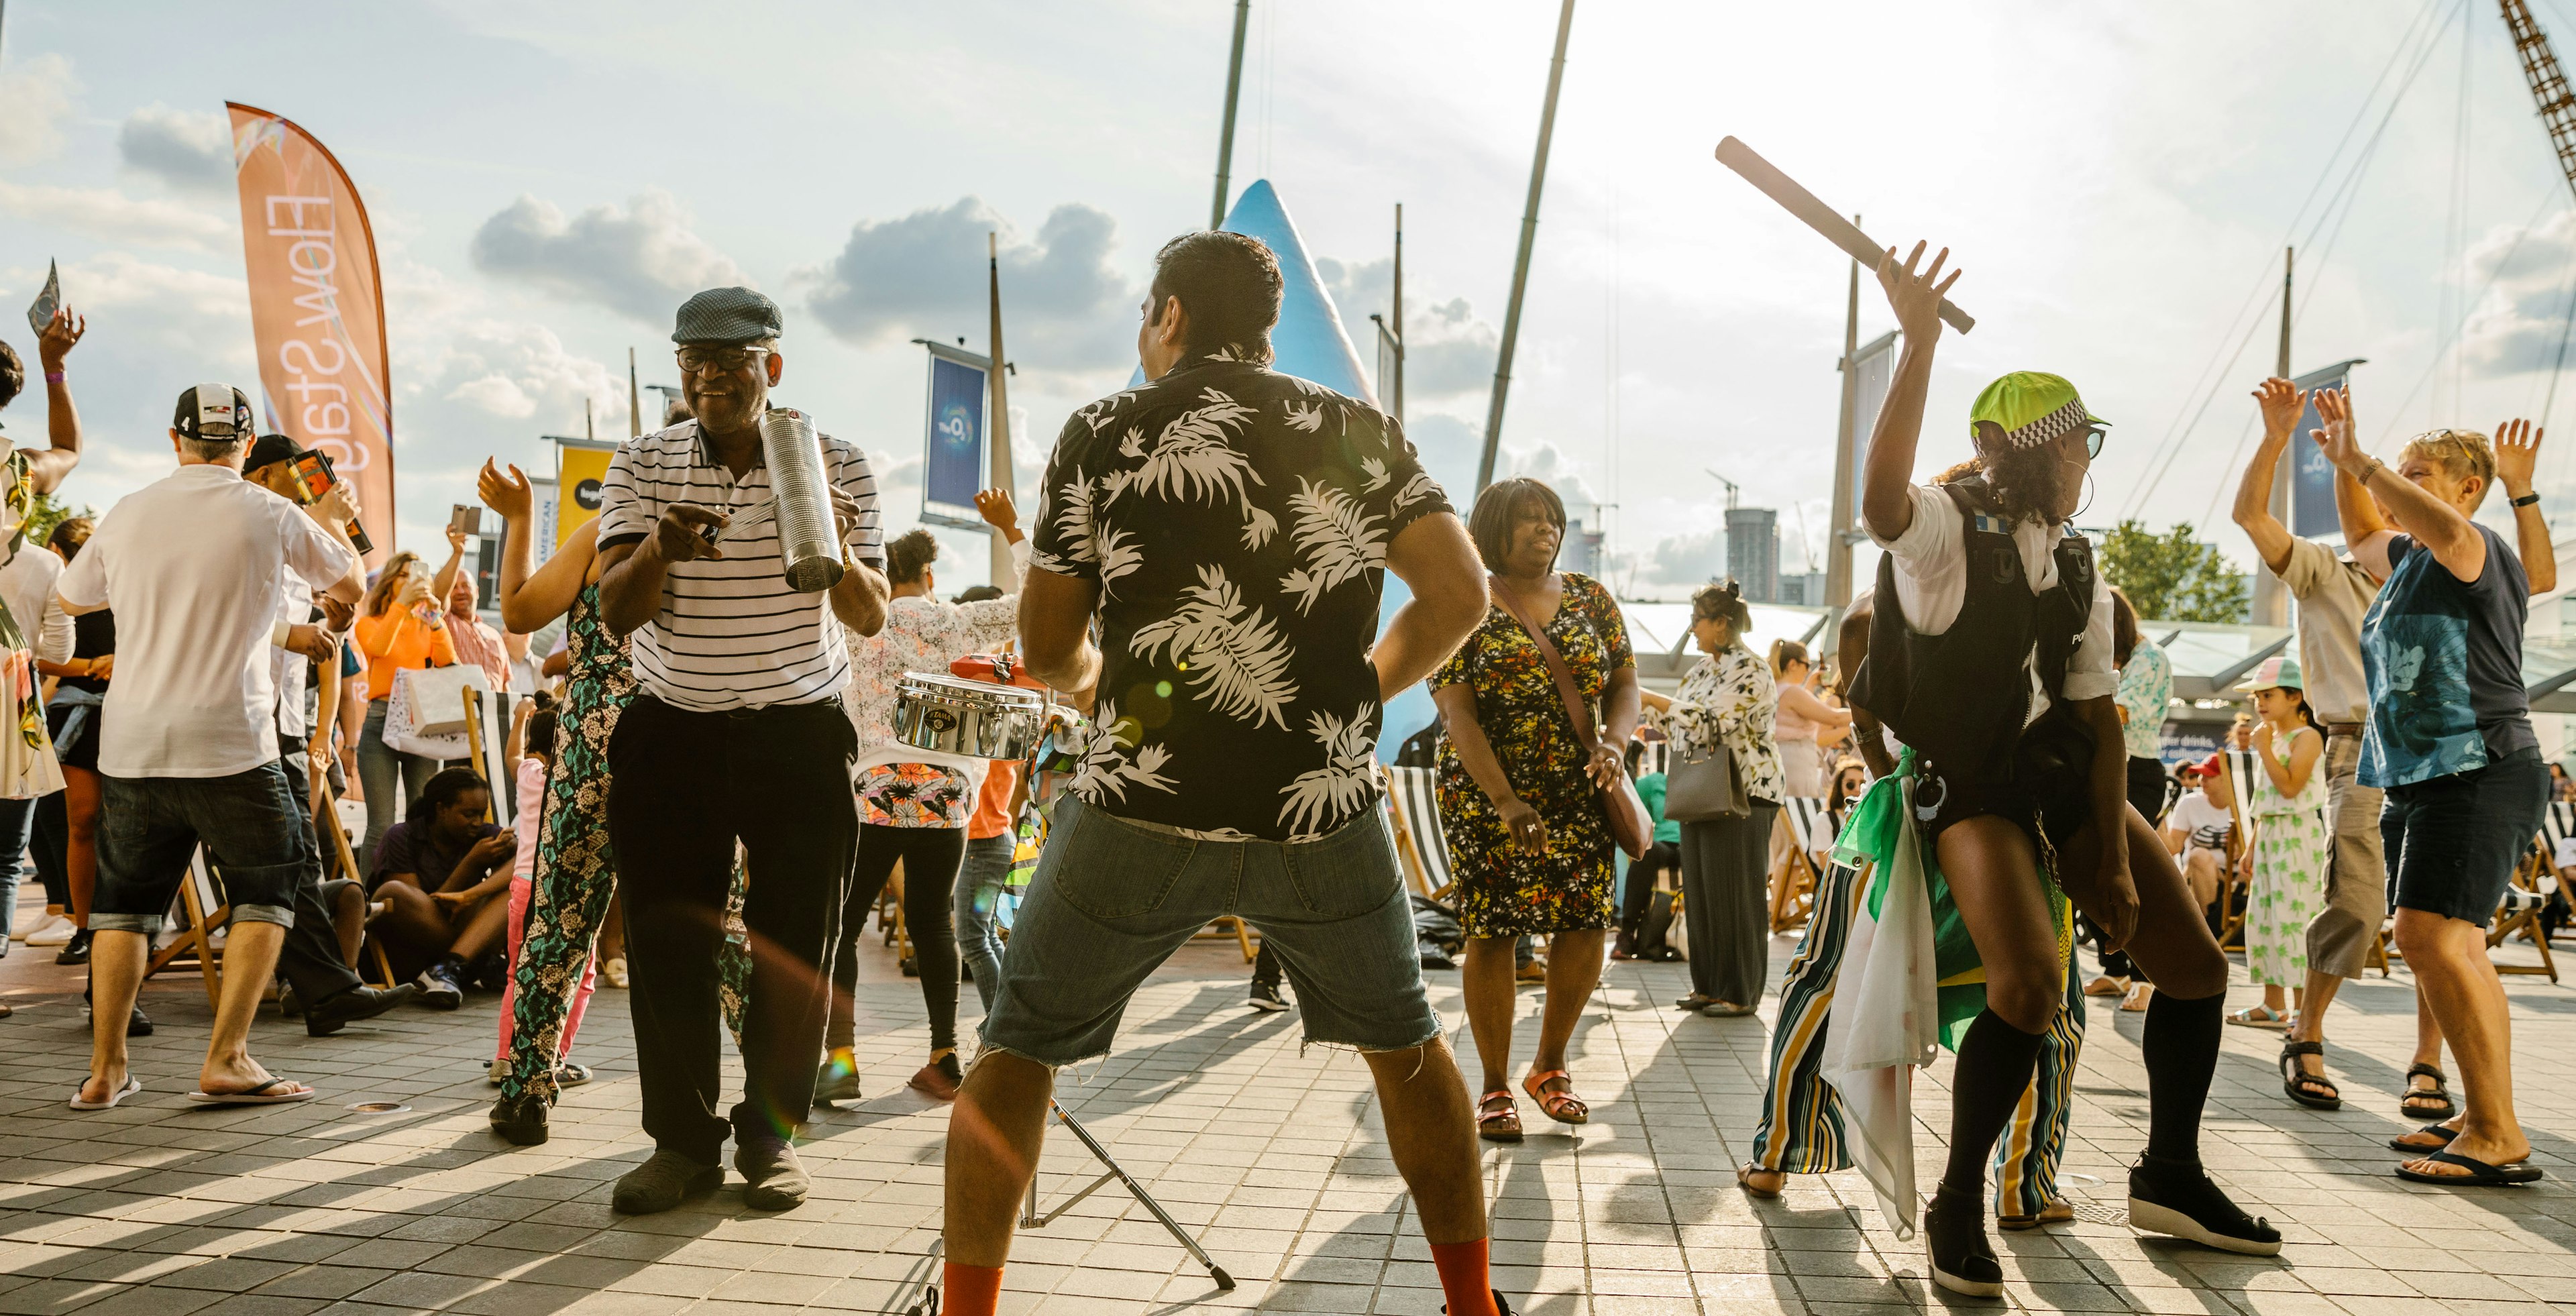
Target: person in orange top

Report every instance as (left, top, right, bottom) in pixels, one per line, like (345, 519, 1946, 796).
(353, 549, 457, 865)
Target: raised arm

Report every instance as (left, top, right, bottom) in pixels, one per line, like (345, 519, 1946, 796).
(479, 459, 594, 631)
(23, 307, 85, 494)
(2316, 388, 2397, 581)
(1860, 242, 1962, 543)
(428, 526, 467, 608)
(1017, 566, 1102, 702)
(2314, 390, 2485, 584)
(2494, 418, 2556, 596)
(2232, 378, 2304, 574)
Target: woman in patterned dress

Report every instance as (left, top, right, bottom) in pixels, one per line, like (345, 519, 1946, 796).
(1639, 580, 1783, 1019)
(478, 461, 751, 1144)
(1432, 478, 1638, 1142)
(825, 494, 1024, 1105)
(2231, 655, 2326, 1032)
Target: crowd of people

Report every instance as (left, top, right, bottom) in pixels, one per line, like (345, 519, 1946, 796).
(2, 213, 2565, 1316)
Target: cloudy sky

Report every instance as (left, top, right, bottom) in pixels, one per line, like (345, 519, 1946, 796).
(5, 0, 2576, 595)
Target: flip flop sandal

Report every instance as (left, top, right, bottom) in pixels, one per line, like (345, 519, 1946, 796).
(2278, 1039, 2342, 1111)
(2083, 977, 2131, 997)
(1673, 993, 1715, 1011)
(1735, 1162, 1783, 1199)
(2120, 985, 2154, 1013)
(186, 1077, 316, 1106)
(2395, 1150, 2544, 1187)
(68, 1075, 141, 1111)
(2226, 1005, 2288, 1028)
(1998, 1199, 2075, 1231)
(1522, 1069, 1588, 1126)
(2388, 1123, 2461, 1153)
(2400, 1063, 2457, 1120)
(1477, 1090, 1523, 1144)
(1703, 1001, 1758, 1018)
(554, 1062, 593, 1088)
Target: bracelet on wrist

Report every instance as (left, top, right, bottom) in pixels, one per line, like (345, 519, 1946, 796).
(2515, 490, 2543, 508)
(43, 372, 64, 384)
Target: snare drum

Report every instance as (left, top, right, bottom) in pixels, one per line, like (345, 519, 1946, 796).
(891, 671, 1047, 760)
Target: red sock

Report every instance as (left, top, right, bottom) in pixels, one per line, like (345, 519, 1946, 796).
(1429, 1238, 1498, 1315)
(941, 1262, 1003, 1316)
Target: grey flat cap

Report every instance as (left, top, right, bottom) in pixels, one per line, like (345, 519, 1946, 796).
(673, 286, 782, 344)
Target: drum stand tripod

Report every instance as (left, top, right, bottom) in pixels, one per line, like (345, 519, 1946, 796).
(901, 1099, 1234, 1315)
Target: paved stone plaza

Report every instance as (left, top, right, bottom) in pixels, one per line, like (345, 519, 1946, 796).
(2, 910, 2574, 1315)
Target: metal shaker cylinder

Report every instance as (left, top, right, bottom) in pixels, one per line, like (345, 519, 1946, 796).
(759, 407, 845, 592)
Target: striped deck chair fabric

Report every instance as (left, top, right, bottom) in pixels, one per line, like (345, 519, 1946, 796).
(1381, 765, 1454, 896)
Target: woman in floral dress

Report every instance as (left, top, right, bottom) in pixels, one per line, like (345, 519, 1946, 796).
(2231, 655, 2326, 1030)
(1433, 478, 1638, 1142)
(478, 461, 749, 1145)
(826, 494, 1024, 1105)
(1640, 580, 1782, 1019)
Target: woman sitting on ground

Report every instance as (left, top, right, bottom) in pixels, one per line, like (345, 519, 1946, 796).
(369, 767, 516, 1007)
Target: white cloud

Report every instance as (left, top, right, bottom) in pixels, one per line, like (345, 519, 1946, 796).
(0, 54, 78, 164)
(117, 104, 233, 193)
(468, 190, 745, 324)
(2460, 210, 2576, 378)
(0, 182, 229, 252)
(1641, 527, 1726, 585)
(800, 197, 1132, 369)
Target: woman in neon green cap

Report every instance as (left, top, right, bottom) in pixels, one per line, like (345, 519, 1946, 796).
(1848, 241, 2277, 1295)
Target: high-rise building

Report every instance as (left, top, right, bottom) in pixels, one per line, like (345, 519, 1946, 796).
(1726, 506, 1780, 603)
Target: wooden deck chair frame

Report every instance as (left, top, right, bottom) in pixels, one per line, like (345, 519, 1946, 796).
(2491, 832, 2560, 982)
(1768, 798, 1829, 934)
(1380, 764, 1456, 902)
(2213, 750, 2259, 950)
(142, 848, 229, 1009)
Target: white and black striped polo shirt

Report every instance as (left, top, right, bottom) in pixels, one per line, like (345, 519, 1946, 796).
(596, 417, 884, 712)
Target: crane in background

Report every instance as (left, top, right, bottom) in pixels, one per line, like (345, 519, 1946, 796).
(2502, 0, 2576, 417)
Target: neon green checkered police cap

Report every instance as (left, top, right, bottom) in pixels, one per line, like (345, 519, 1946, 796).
(1970, 372, 2109, 451)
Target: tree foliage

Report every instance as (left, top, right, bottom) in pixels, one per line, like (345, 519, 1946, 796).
(19, 491, 90, 554)
(2098, 518, 2249, 623)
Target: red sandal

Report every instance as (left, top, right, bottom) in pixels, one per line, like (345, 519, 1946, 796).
(1477, 1090, 1523, 1143)
(1523, 1069, 1588, 1126)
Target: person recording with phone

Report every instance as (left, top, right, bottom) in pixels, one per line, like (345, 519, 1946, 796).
(352, 550, 458, 866)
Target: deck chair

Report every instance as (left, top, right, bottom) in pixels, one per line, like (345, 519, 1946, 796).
(1768, 797, 1831, 933)
(314, 774, 400, 989)
(1381, 764, 1454, 901)
(142, 848, 229, 1009)
(2214, 749, 2259, 950)
(2492, 826, 2561, 982)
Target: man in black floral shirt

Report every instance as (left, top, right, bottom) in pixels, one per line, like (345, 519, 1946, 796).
(935, 232, 1511, 1316)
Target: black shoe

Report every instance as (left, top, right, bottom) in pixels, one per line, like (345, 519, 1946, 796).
(610, 1149, 722, 1214)
(814, 1050, 861, 1106)
(415, 958, 466, 1010)
(54, 930, 89, 965)
(735, 1136, 810, 1211)
(307, 983, 421, 1038)
(1444, 1292, 1515, 1315)
(489, 1093, 549, 1146)
(1924, 1182, 2002, 1298)
(1248, 981, 1289, 1012)
(2128, 1153, 2282, 1256)
(126, 1007, 151, 1038)
(470, 951, 508, 992)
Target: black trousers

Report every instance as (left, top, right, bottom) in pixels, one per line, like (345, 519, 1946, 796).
(270, 742, 364, 1005)
(832, 824, 967, 1053)
(609, 694, 858, 1162)
(1618, 840, 1682, 942)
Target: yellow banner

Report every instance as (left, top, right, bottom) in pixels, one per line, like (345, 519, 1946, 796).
(556, 442, 616, 549)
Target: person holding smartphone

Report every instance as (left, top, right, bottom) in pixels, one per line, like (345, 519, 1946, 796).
(352, 550, 458, 866)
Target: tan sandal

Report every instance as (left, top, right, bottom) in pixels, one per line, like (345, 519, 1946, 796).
(1522, 1068, 1588, 1126)
(1477, 1090, 1523, 1143)
(1998, 1198, 2075, 1231)
(1736, 1162, 1783, 1198)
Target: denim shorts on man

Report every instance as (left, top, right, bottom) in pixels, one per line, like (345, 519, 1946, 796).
(2381, 745, 2548, 926)
(92, 763, 304, 935)
(980, 794, 1440, 1067)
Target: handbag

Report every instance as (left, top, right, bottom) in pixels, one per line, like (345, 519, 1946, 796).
(384, 663, 488, 761)
(1485, 573, 1652, 861)
(1664, 738, 1749, 823)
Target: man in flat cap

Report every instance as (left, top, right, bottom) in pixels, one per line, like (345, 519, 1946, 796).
(586, 288, 887, 1213)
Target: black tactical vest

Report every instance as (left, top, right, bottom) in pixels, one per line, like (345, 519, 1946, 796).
(1848, 477, 2097, 788)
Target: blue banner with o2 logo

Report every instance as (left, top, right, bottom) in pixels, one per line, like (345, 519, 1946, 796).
(924, 353, 988, 525)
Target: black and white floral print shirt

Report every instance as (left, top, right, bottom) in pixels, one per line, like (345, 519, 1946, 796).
(1031, 353, 1453, 841)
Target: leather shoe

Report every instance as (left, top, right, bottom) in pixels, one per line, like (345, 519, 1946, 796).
(611, 1149, 722, 1215)
(489, 1093, 548, 1146)
(735, 1137, 811, 1211)
(306, 983, 421, 1038)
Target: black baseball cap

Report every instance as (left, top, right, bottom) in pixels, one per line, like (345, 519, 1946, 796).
(243, 433, 313, 474)
(173, 382, 254, 441)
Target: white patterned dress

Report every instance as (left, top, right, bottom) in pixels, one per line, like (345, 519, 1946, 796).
(2245, 724, 2328, 987)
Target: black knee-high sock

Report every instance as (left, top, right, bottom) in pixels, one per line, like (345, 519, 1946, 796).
(2142, 987, 2223, 1163)
(1941, 1008, 2047, 1197)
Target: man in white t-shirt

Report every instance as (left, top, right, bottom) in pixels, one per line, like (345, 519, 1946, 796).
(57, 384, 364, 1111)
(2159, 761, 2239, 915)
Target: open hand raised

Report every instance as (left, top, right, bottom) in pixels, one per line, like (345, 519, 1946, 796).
(1875, 241, 1961, 343)
(2494, 418, 2546, 500)
(2253, 378, 2306, 439)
